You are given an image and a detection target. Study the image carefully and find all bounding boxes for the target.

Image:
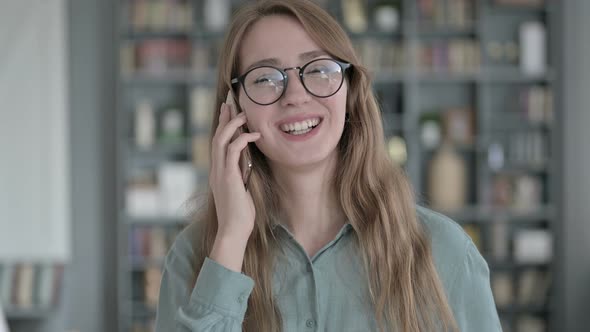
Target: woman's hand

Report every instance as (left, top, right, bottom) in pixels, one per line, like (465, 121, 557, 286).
(208, 101, 260, 272)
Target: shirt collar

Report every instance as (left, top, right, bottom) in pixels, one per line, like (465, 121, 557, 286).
(271, 221, 353, 240)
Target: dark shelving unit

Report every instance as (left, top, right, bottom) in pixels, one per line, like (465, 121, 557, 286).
(116, 0, 560, 331)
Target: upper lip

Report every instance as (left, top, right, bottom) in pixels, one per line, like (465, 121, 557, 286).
(275, 114, 323, 127)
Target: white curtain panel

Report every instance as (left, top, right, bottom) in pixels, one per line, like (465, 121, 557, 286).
(0, 0, 70, 262)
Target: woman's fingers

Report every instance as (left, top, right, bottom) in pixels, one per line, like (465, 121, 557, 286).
(225, 132, 260, 174)
(210, 103, 230, 173)
(214, 103, 230, 137)
(211, 105, 248, 171)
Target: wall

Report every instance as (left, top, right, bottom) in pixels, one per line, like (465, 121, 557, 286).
(561, 0, 590, 331)
(10, 0, 117, 331)
(7, 0, 590, 331)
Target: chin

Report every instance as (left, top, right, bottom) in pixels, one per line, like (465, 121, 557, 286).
(269, 147, 339, 171)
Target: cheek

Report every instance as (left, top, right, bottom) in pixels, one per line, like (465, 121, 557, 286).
(331, 89, 348, 120)
(242, 107, 268, 133)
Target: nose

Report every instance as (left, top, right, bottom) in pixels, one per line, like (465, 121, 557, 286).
(279, 68, 311, 107)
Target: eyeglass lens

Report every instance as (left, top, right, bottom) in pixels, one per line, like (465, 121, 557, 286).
(242, 59, 345, 105)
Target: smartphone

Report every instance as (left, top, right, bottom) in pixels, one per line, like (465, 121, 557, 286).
(226, 90, 253, 190)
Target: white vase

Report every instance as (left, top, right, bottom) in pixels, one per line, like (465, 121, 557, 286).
(520, 21, 546, 75)
(204, 0, 230, 32)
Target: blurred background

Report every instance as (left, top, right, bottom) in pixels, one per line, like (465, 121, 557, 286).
(0, 0, 588, 331)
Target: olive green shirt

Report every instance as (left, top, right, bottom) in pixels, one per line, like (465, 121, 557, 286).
(155, 206, 502, 331)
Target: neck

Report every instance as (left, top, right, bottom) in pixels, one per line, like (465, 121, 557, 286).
(270, 153, 346, 240)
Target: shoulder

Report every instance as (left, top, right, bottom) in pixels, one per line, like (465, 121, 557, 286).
(416, 206, 501, 330)
(415, 205, 474, 290)
(164, 220, 202, 273)
(416, 205, 472, 252)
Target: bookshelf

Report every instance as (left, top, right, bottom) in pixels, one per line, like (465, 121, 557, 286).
(0, 262, 65, 322)
(116, 0, 560, 331)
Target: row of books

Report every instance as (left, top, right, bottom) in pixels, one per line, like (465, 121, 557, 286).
(352, 40, 405, 74)
(462, 222, 552, 263)
(131, 320, 155, 332)
(120, 40, 226, 78)
(417, 0, 475, 29)
(511, 316, 547, 332)
(132, 88, 215, 166)
(121, 40, 485, 78)
(427, 153, 547, 213)
(0, 263, 64, 310)
(133, 267, 163, 309)
(132, 87, 215, 149)
(134, 100, 188, 150)
(420, 107, 476, 150)
(490, 173, 544, 212)
(120, 39, 192, 77)
(494, 0, 544, 7)
(519, 86, 553, 124)
(492, 270, 551, 307)
(125, 0, 193, 33)
(488, 130, 549, 170)
(418, 39, 481, 73)
(129, 226, 183, 260)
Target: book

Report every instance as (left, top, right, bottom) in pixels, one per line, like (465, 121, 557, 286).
(516, 315, 546, 332)
(0, 264, 14, 306)
(491, 272, 513, 307)
(35, 264, 55, 307)
(443, 107, 475, 147)
(15, 263, 34, 308)
(192, 134, 211, 170)
(148, 228, 168, 259)
(190, 87, 214, 131)
(144, 267, 162, 308)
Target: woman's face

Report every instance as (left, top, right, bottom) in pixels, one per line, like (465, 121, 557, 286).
(237, 15, 348, 171)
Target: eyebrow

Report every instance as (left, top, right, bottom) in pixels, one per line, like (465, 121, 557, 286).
(244, 50, 329, 71)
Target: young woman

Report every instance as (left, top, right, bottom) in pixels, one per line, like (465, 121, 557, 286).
(155, 1, 501, 331)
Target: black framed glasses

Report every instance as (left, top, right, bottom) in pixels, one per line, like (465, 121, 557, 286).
(231, 58, 351, 106)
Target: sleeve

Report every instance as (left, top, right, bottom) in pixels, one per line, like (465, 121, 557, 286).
(155, 232, 255, 332)
(448, 240, 503, 332)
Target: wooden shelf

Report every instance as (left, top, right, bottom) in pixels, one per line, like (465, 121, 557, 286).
(128, 256, 165, 271)
(417, 26, 477, 38)
(122, 30, 192, 40)
(116, 0, 561, 330)
(123, 213, 189, 226)
(121, 70, 217, 86)
(438, 205, 555, 223)
(4, 308, 55, 320)
(496, 304, 548, 315)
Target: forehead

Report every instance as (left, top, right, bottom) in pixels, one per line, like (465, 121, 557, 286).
(239, 15, 323, 71)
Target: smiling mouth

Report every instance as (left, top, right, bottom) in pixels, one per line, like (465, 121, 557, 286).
(279, 118, 322, 135)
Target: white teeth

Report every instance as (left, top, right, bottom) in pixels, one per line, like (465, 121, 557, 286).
(290, 127, 313, 135)
(280, 118, 320, 133)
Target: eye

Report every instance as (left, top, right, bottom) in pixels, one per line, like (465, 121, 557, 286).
(247, 67, 284, 87)
(305, 60, 341, 77)
(253, 75, 277, 85)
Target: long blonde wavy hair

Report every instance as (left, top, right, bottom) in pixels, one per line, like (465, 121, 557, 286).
(191, 1, 458, 331)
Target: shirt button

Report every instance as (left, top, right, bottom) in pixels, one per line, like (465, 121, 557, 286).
(237, 294, 246, 303)
(306, 319, 316, 328)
